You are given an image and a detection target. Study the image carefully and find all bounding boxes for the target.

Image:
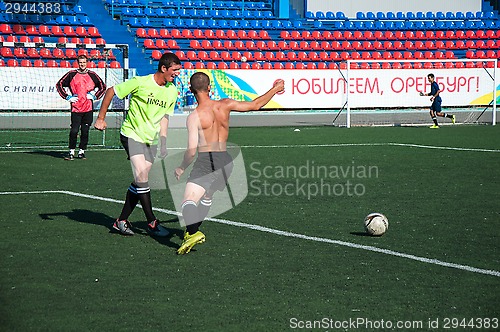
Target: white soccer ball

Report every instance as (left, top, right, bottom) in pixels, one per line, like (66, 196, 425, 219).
(241, 56, 247, 62)
(364, 212, 388, 236)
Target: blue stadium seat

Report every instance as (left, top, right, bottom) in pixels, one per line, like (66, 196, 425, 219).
(386, 12, 395, 20)
(293, 20, 303, 29)
(445, 12, 455, 19)
(313, 21, 322, 29)
(315, 11, 325, 19)
(465, 11, 475, 19)
(356, 12, 365, 19)
(305, 11, 314, 19)
(425, 12, 435, 19)
(455, 12, 465, 19)
(416, 12, 425, 19)
(366, 12, 376, 20)
(163, 18, 174, 27)
(336, 12, 346, 19)
(396, 12, 405, 19)
(406, 12, 415, 19)
(326, 11, 335, 19)
(436, 12, 445, 19)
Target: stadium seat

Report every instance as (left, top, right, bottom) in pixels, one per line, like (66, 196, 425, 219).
(46, 59, 58, 67)
(20, 59, 32, 67)
(110, 61, 121, 68)
(71, 38, 82, 44)
(7, 59, 19, 67)
(13, 48, 26, 58)
(0, 23, 12, 34)
(63, 26, 77, 37)
(26, 48, 39, 58)
(152, 50, 162, 60)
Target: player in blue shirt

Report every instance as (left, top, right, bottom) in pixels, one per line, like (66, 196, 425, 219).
(420, 73, 455, 128)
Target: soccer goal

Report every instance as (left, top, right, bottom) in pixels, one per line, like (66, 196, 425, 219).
(0, 42, 129, 150)
(332, 58, 498, 127)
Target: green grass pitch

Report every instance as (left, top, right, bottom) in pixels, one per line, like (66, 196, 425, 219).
(0, 125, 499, 331)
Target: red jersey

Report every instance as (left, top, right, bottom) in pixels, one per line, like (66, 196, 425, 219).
(56, 69, 106, 113)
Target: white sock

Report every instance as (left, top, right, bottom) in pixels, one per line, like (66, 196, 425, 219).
(69, 149, 75, 155)
(79, 149, 85, 154)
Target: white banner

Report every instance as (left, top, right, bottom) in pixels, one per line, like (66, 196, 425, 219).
(0, 68, 496, 110)
(0, 68, 124, 110)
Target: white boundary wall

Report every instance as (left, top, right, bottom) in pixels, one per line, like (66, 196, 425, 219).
(306, 0, 482, 18)
(0, 67, 497, 110)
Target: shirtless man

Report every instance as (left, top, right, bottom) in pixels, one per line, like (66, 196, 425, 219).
(174, 72, 285, 254)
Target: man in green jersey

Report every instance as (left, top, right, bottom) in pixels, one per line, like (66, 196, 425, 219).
(95, 52, 181, 236)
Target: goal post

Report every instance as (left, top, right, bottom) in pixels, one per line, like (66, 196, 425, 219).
(0, 42, 129, 150)
(335, 58, 498, 127)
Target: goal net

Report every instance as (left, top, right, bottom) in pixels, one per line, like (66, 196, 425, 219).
(0, 42, 129, 150)
(332, 59, 497, 127)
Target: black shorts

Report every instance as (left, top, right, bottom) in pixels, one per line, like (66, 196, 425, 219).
(188, 151, 234, 193)
(120, 134, 157, 163)
(430, 101, 442, 113)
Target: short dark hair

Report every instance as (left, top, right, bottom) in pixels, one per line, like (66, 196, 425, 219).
(158, 52, 181, 71)
(427, 73, 435, 79)
(77, 55, 88, 61)
(190, 72, 210, 94)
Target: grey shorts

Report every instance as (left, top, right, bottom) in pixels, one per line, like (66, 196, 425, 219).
(188, 151, 234, 193)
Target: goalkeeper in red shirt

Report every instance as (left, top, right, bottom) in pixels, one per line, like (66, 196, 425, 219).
(56, 55, 106, 160)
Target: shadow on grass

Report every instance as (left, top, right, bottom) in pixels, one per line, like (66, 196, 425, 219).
(39, 209, 184, 250)
(27, 150, 66, 159)
(350, 231, 372, 237)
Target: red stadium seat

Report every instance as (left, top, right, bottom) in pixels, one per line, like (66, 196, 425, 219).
(167, 40, 180, 49)
(302, 30, 312, 40)
(274, 62, 284, 69)
(19, 36, 30, 43)
(46, 60, 58, 67)
(465, 30, 475, 39)
(251, 62, 261, 69)
(247, 30, 258, 39)
(59, 60, 71, 68)
(52, 48, 65, 58)
(136, 28, 147, 39)
(198, 51, 209, 61)
(71, 37, 82, 44)
(14, 48, 26, 58)
(63, 26, 77, 37)
(159, 29, 170, 38)
(455, 30, 465, 39)
(156, 39, 167, 49)
(284, 62, 294, 69)
(110, 61, 121, 68)
(183, 61, 194, 69)
(206, 62, 217, 69)
(402, 62, 413, 69)
(13, 24, 25, 35)
(237, 30, 248, 39)
(232, 51, 242, 60)
(147, 28, 159, 38)
(343, 31, 353, 40)
(169, 29, 180, 38)
(220, 51, 231, 61)
(6, 36, 18, 42)
(151, 50, 162, 60)
(1, 47, 13, 57)
(322, 31, 332, 40)
(7, 59, 19, 67)
(259, 30, 270, 39)
(229, 62, 239, 69)
(26, 48, 39, 58)
(21, 59, 32, 67)
(218, 62, 229, 69)
(88, 27, 101, 37)
(76, 26, 88, 37)
(0, 23, 13, 34)
(226, 30, 237, 39)
(240, 63, 250, 69)
(37, 25, 50, 36)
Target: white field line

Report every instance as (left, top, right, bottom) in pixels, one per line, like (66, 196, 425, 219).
(1, 142, 500, 153)
(1, 190, 499, 278)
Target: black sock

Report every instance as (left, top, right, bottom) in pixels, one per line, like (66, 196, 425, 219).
(136, 181, 156, 223)
(182, 200, 202, 235)
(118, 183, 139, 221)
(432, 117, 439, 126)
(446, 114, 453, 118)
